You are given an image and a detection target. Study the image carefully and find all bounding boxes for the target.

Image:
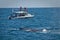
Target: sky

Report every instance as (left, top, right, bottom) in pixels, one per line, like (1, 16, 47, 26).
(0, 0, 60, 8)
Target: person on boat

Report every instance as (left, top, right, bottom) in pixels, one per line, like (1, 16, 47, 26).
(20, 7, 22, 11)
(24, 7, 27, 11)
(9, 17, 11, 20)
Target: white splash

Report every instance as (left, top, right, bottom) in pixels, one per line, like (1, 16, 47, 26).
(42, 29, 48, 33)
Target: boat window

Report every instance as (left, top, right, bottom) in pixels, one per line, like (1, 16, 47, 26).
(19, 13, 27, 16)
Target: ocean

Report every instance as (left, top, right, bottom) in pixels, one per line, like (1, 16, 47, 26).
(0, 8, 60, 40)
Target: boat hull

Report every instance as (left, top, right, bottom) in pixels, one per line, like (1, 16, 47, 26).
(9, 15, 34, 19)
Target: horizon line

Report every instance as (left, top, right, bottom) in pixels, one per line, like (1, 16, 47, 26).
(0, 6, 60, 8)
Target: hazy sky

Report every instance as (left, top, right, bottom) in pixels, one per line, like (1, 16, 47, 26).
(0, 0, 60, 8)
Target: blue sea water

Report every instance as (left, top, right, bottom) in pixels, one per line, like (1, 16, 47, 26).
(0, 8, 60, 40)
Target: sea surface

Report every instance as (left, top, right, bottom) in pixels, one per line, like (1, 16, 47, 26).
(0, 8, 60, 40)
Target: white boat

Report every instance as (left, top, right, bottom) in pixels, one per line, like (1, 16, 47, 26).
(14, 11, 34, 18)
(9, 7, 34, 19)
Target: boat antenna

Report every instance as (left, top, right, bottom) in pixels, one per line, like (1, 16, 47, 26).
(12, 9, 14, 13)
